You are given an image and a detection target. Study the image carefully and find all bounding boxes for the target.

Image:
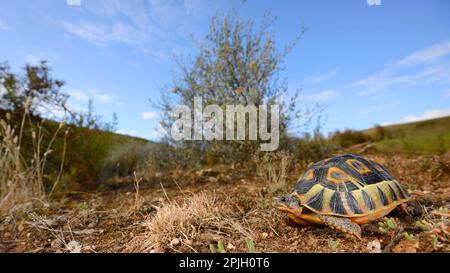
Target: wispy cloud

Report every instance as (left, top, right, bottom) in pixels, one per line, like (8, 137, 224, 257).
(61, 0, 222, 59)
(141, 111, 159, 120)
(395, 41, 450, 67)
(353, 64, 450, 96)
(305, 67, 340, 84)
(69, 90, 90, 102)
(0, 18, 8, 30)
(25, 55, 43, 65)
(62, 21, 147, 49)
(382, 107, 450, 126)
(300, 90, 339, 102)
(116, 129, 140, 137)
(116, 126, 165, 140)
(351, 41, 450, 96)
(69, 89, 115, 105)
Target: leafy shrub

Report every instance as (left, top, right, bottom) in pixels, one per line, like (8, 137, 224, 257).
(371, 124, 391, 142)
(331, 129, 370, 148)
(295, 131, 335, 164)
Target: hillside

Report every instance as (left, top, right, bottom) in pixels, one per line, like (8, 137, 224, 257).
(363, 116, 450, 154)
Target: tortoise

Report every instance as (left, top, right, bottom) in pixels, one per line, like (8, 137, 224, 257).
(273, 154, 418, 238)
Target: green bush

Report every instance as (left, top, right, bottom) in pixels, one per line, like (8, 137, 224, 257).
(295, 131, 335, 163)
(330, 129, 370, 148)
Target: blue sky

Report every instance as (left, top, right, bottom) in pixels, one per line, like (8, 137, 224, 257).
(1, 0, 450, 140)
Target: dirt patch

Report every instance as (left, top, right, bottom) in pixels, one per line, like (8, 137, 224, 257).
(0, 154, 448, 253)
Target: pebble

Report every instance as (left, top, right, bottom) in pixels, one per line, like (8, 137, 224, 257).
(171, 238, 181, 246)
(367, 239, 382, 253)
(227, 243, 236, 250)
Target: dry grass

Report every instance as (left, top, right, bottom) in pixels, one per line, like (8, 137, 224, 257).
(254, 151, 293, 192)
(27, 213, 82, 253)
(0, 117, 45, 214)
(126, 191, 254, 253)
(0, 100, 67, 215)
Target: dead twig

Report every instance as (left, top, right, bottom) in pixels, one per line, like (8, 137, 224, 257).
(383, 227, 405, 253)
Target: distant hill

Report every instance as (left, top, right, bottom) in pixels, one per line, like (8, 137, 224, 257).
(363, 116, 450, 154)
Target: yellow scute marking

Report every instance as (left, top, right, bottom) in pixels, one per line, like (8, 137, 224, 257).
(326, 167, 352, 183)
(297, 184, 323, 204)
(346, 159, 371, 174)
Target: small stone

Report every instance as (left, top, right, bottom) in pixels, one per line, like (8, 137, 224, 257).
(66, 241, 82, 253)
(227, 243, 236, 250)
(367, 239, 382, 253)
(171, 238, 180, 246)
(261, 232, 269, 239)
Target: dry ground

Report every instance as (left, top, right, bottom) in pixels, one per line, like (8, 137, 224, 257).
(0, 154, 449, 253)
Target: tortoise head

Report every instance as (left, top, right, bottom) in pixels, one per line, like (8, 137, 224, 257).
(273, 194, 303, 216)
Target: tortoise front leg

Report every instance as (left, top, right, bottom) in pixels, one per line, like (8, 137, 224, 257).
(318, 215, 362, 239)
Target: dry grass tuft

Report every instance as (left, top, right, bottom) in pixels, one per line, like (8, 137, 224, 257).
(0, 117, 46, 214)
(0, 100, 67, 215)
(126, 191, 253, 253)
(254, 151, 293, 192)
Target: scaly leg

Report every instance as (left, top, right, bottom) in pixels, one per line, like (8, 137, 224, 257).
(318, 215, 362, 239)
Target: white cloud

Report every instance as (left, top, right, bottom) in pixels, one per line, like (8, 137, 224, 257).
(354, 65, 450, 96)
(94, 93, 113, 104)
(116, 129, 140, 137)
(305, 68, 340, 84)
(382, 107, 450, 126)
(69, 90, 89, 102)
(68, 89, 114, 105)
(395, 41, 450, 67)
(116, 126, 165, 140)
(141, 111, 159, 120)
(351, 41, 450, 96)
(300, 90, 339, 102)
(62, 21, 147, 49)
(25, 55, 43, 65)
(61, 0, 221, 59)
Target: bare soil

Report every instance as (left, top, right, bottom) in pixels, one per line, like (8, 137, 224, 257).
(1, 154, 449, 253)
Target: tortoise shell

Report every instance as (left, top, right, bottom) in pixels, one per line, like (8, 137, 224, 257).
(292, 154, 410, 217)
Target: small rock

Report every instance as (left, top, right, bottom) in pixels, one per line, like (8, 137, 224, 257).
(227, 243, 236, 250)
(171, 238, 181, 247)
(261, 232, 269, 239)
(367, 239, 382, 253)
(66, 241, 82, 253)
